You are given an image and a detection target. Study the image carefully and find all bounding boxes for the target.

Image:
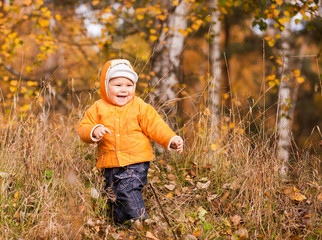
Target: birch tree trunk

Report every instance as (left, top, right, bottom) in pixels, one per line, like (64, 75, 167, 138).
(208, 0, 222, 135)
(150, 0, 188, 120)
(277, 20, 292, 177)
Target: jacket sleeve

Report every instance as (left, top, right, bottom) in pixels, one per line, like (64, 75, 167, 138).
(139, 102, 177, 149)
(77, 102, 100, 143)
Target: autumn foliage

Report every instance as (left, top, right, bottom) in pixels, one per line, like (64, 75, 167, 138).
(0, 0, 321, 239)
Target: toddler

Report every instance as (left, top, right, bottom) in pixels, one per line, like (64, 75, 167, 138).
(77, 59, 183, 224)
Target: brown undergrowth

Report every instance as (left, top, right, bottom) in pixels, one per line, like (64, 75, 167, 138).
(0, 108, 321, 239)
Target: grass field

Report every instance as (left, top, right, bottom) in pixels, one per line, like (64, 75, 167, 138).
(0, 107, 321, 239)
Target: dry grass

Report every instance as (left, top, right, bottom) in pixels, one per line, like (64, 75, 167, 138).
(0, 107, 321, 239)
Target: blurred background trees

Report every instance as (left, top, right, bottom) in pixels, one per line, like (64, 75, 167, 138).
(0, 0, 321, 153)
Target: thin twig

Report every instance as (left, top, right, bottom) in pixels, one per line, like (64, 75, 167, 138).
(149, 183, 178, 240)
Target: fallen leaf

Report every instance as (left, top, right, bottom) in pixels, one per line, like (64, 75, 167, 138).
(166, 192, 173, 198)
(284, 187, 293, 195)
(165, 184, 176, 191)
(185, 234, 198, 240)
(220, 191, 230, 203)
(146, 231, 159, 240)
(197, 207, 207, 221)
(192, 229, 201, 237)
(166, 164, 173, 172)
(90, 188, 99, 199)
(159, 159, 166, 165)
(231, 215, 241, 228)
(190, 170, 196, 177)
(86, 218, 95, 227)
(134, 220, 144, 231)
(291, 192, 307, 202)
(168, 174, 176, 180)
(94, 226, 100, 232)
(196, 181, 211, 189)
(230, 180, 239, 190)
(174, 189, 181, 196)
(14, 191, 21, 200)
(318, 193, 322, 202)
(207, 194, 218, 202)
(235, 228, 248, 239)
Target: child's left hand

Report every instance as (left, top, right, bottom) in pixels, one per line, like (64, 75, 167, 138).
(170, 136, 184, 153)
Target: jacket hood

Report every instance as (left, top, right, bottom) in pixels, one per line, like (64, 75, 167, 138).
(100, 59, 138, 103)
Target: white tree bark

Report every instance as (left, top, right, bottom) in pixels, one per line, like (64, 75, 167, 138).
(208, 0, 222, 133)
(277, 20, 292, 177)
(150, 0, 188, 116)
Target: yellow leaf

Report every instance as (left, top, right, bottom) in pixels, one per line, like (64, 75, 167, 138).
(238, 128, 245, 134)
(204, 108, 211, 116)
(157, 15, 167, 21)
(92, 0, 99, 6)
(23, 0, 32, 5)
(94, 226, 100, 232)
(27, 81, 38, 87)
(293, 69, 300, 77)
(55, 14, 62, 21)
(173, 0, 178, 6)
(9, 86, 17, 92)
(278, 17, 290, 25)
(291, 192, 307, 202)
(137, 14, 144, 20)
(229, 122, 235, 129)
(193, 229, 201, 237)
(20, 104, 30, 111)
(3, 76, 9, 81)
(223, 93, 229, 99)
(10, 80, 18, 86)
(178, 28, 188, 37)
(296, 76, 305, 84)
(39, 19, 50, 27)
(14, 191, 21, 200)
(20, 87, 27, 94)
(166, 192, 173, 198)
(268, 81, 276, 87)
(266, 74, 276, 81)
(211, 144, 218, 151)
(276, 0, 283, 5)
(276, 59, 282, 66)
(268, 38, 276, 47)
(26, 66, 33, 73)
(191, 23, 200, 31)
(273, 9, 280, 17)
(149, 35, 158, 42)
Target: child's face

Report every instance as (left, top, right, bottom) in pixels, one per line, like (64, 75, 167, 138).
(107, 77, 135, 106)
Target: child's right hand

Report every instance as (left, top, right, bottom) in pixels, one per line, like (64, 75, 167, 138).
(93, 126, 111, 139)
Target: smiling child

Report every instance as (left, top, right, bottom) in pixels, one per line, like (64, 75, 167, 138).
(77, 59, 183, 224)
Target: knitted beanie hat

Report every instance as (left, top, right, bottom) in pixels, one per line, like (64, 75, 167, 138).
(105, 59, 138, 86)
(100, 59, 138, 103)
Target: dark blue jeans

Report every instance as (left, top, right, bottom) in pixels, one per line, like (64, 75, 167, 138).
(103, 161, 150, 224)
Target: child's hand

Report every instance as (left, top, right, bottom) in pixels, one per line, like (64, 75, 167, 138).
(170, 136, 184, 153)
(93, 126, 111, 139)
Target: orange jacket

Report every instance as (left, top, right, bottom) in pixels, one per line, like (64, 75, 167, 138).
(77, 60, 177, 168)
